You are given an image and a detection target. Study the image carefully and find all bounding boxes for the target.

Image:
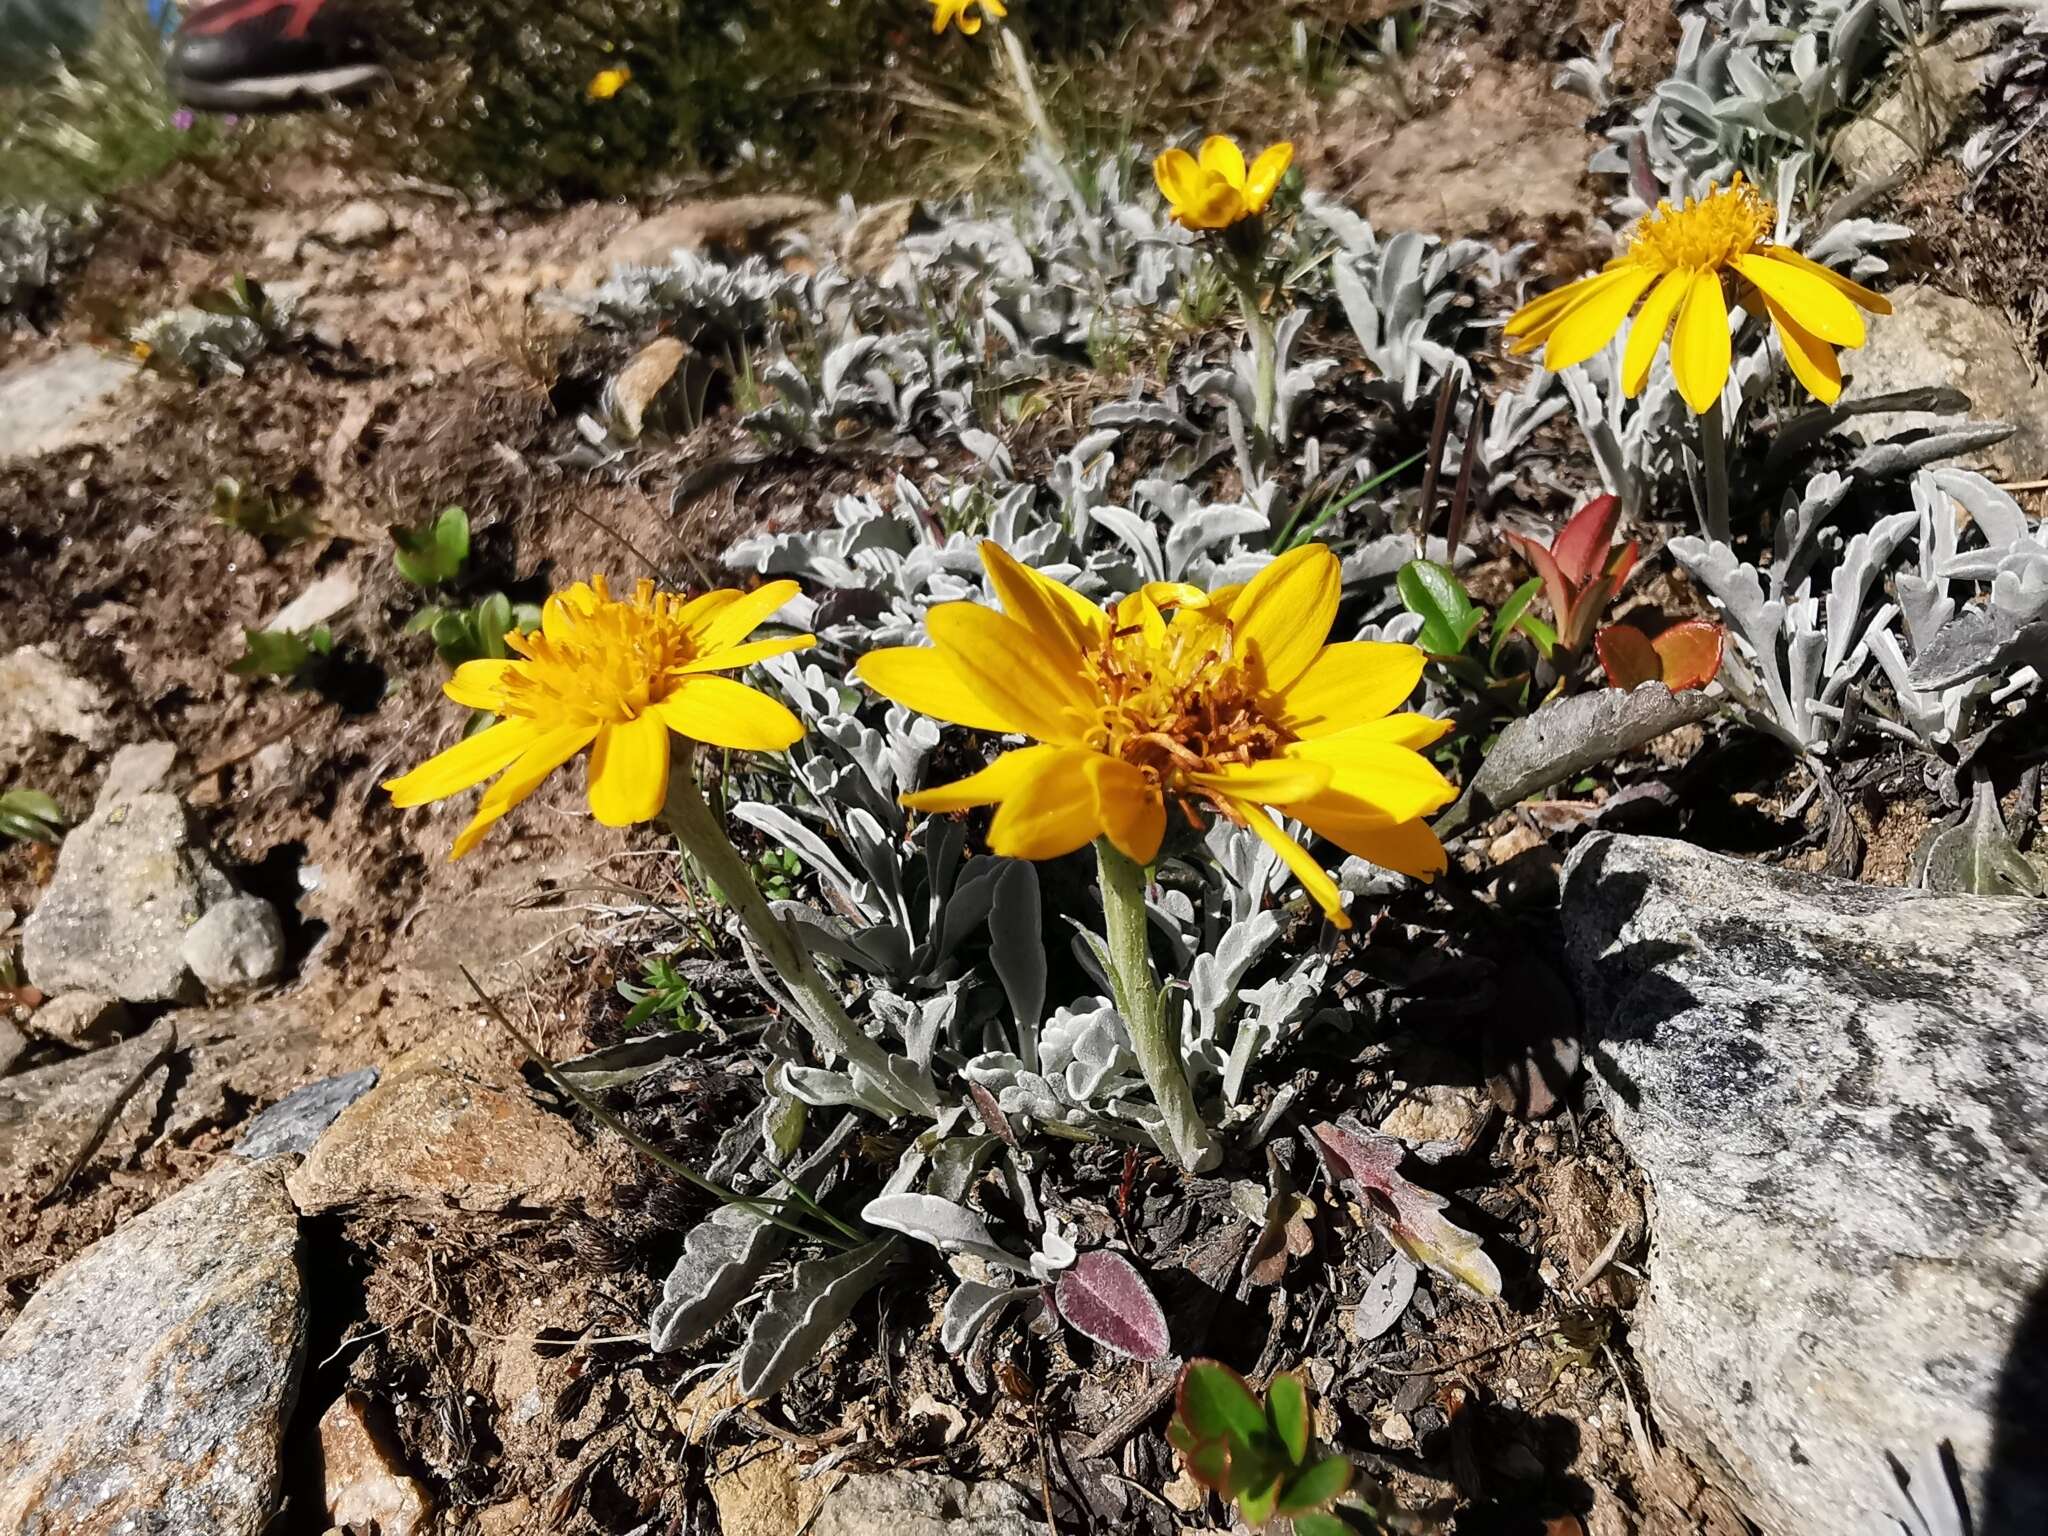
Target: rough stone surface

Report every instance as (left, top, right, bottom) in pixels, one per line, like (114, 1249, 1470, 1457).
(0, 1015, 24, 1077)
(315, 198, 395, 247)
(810, 1471, 1038, 1536)
(317, 1391, 431, 1536)
(0, 1158, 305, 1535)
(0, 643, 111, 773)
(0, 347, 140, 465)
(1563, 833, 2048, 1536)
(236, 1067, 380, 1161)
(1835, 21, 1998, 185)
(25, 991, 131, 1048)
(97, 739, 179, 804)
(1847, 283, 2048, 482)
(20, 789, 234, 1002)
(568, 194, 831, 287)
(181, 895, 288, 995)
(288, 1059, 602, 1215)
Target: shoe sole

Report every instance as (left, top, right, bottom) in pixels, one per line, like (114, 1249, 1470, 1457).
(168, 62, 388, 111)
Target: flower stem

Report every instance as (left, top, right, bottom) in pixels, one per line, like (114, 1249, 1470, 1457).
(1698, 396, 1731, 545)
(661, 760, 937, 1118)
(1094, 839, 1219, 1174)
(1229, 261, 1278, 478)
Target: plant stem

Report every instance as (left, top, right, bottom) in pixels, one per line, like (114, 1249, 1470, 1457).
(996, 23, 1101, 261)
(660, 760, 937, 1117)
(1230, 262, 1278, 480)
(1094, 839, 1219, 1174)
(1698, 396, 1731, 546)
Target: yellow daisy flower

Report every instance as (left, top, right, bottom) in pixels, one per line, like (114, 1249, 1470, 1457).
(1502, 175, 1891, 413)
(930, 0, 1006, 35)
(587, 66, 632, 100)
(854, 542, 1455, 929)
(386, 575, 814, 858)
(1153, 135, 1294, 231)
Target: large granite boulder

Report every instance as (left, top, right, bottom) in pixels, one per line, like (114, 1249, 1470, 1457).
(1563, 834, 2047, 1536)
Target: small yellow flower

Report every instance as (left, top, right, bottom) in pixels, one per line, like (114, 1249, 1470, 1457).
(855, 542, 1455, 929)
(587, 66, 632, 101)
(385, 576, 813, 858)
(1503, 174, 1891, 413)
(1153, 136, 1294, 231)
(930, 0, 1006, 34)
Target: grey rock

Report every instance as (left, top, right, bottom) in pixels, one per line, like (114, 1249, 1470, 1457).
(96, 739, 180, 806)
(0, 346, 140, 466)
(25, 991, 131, 1047)
(21, 790, 234, 1002)
(1848, 284, 2048, 483)
(0, 1015, 24, 1077)
(0, 643, 111, 774)
(182, 895, 287, 995)
(1835, 21, 1998, 186)
(1562, 833, 2048, 1536)
(315, 199, 394, 248)
(0, 1158, 305, 1535)
(810, 1471, 1038, 1536)
(235, 1067, 379, 1161)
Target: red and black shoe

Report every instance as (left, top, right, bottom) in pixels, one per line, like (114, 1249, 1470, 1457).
(167, 0, 387, 111)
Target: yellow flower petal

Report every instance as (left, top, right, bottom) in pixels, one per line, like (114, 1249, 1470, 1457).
(1540, 264, 1661, 373)
(1760, 295, 1843, 404)
(443, 659, 519, 712)
(654, 675, 803, 751)
(586, 712, 671, 827)
(1182, 183, 1247, 230)
(902, 744, 1072, 813)
(1293, 798, 1448, 881)
(1153, 148, 1205, 212)
(1758, 245, 1891, 316)
(1244, 142, 1293, 212)
(1231, 543, 1340, 693)
(1197, 134, 1248, 190)
(1186, 759, 1332, 807)
(855, 645, 1022, 734)
(450, 723, 599, 858)
(1085, 756, 1165, 865)
(1286, 737, 1457, 825)
(1504, 269, 1612, 342)
(1240, 802, 1349, 930)
(1621, 268, 1692, 398)
(1670, 270, 1733, 415)
(979, 541, 1106, 659)
(1326, 712, 1455, 752)
(692, 579, 802, 652)
(1732, 251, 1865, 347)
(384, 716, 543, 807)
(985, 748, 1108, 860)
(1267, 641, 1424, 737)
(925, 602, 1093, 744)
(674, 633, 814, 676)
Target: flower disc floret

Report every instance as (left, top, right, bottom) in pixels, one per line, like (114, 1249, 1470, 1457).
(854, 542, 1456, 929)
(385, 575, 814, 857)
(1502, 175, 1892, 412)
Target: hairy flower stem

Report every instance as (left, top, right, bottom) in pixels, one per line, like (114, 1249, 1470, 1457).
(1229, 262, 1278, 480)
(1094, 839, 1220, 1173)
(662, 761, 937, 1117)
(1698, 396, 1731, 546)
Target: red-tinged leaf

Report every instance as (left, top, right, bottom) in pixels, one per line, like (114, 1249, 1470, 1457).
(1596, 624, 1663, 690)
(1550, 494, 1621, 588)
(1606, 538, 1640, 587)
(1501, 528, 1577, 619)
(1176, 1359, 1268, 1447)
(1055, 1250, 1170, 1361)
(1277, 1454, 1355, 1515)
(967, 1082, 1016, 1147)
(1177, 1429, 1232, 1491)
(1267, 1371, 1310, 1464)
(1308, 1123, 1502, 1300)
(1652, 619, 1725, 690)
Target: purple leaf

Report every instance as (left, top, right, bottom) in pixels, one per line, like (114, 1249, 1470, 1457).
(1054, 1250, 1170, 1362)
(1309, 1121, 1502, 1300)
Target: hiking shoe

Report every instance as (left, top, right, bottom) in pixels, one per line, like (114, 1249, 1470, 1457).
(167, 0, 387, 111)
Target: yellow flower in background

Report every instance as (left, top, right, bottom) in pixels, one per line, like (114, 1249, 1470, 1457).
(1503, 174, 1891, 413)
(386, 576, 813, 858)
(855, 542, 1455, 929)
(587, 66, 632, 100)
(1153, 136, 1294, 231)
(930, 0, 1006, 34)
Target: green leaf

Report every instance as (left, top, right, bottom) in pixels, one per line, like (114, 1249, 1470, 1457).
(392, 505, 471, 587)
(1396, 560, 1481, 658)
(1277, 1456, 1354, 1515)
(404, 605, 447, 636)
(1176, 1359, 1269, 1449)
(230, 625, 331, 680)
(1291, 1512, 1359, 1536)
(1490, 577, 1546, 669)
(1519, 612, 1559, 657)
(475, 591, 515, 657)
(1237, 1467, 1284, 1529)
(1267, 1371, 1310, 1466)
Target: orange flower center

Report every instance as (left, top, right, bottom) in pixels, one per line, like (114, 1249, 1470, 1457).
(1627, 176, 1775, 273)
(1081, 617, 1290, 798)
(499, 578, 698, 726)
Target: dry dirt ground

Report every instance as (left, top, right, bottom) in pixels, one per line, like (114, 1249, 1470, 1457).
(1, 5, 2035, 1533)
